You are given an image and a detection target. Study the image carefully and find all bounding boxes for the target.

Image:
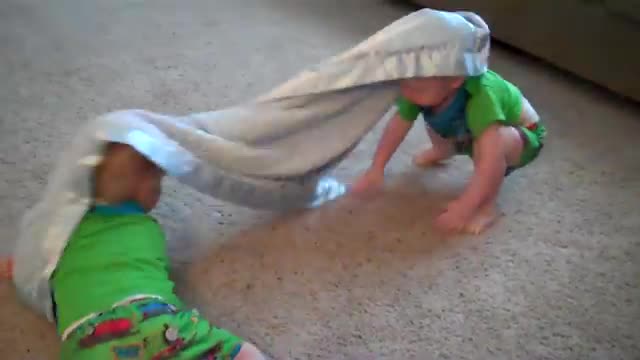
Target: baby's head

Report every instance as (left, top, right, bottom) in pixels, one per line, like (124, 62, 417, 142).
(93, 142, 164, 212)
(400, 76, 465, 107)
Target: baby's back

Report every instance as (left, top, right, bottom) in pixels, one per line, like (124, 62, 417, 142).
(50, 206, 182, 336)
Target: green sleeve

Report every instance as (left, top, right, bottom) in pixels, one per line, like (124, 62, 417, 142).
(395, 96, 421, 122)
(465, 90, 506, 138)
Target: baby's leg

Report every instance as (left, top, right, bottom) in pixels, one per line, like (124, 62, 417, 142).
(461, 125, 524, 234)
(0, 257, 12, 280)
(413, 125, 456, 167)
(60, 300, 267, 360)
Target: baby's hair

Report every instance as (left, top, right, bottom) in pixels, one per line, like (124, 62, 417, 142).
(93, 142, 161, 204)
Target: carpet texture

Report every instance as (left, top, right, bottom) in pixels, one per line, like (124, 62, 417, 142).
(0, 1, 639, 359)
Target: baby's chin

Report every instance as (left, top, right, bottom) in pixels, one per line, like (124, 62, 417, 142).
(407, 97, 440, 107)
(138, 194, 161, 213)
(400, 92, 440, 107)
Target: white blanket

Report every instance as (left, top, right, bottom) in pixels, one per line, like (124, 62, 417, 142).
(13, 8, 490, 321)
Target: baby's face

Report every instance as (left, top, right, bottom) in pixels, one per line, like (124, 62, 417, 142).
(134, 166, 164, 212)
(94, 143, 166, 212)
(400, 77, 463, 107)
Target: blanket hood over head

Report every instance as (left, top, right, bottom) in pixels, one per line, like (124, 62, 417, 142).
(13, 8, 490, 321)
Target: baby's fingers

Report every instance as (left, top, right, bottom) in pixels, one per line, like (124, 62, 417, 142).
(0, 258, 13, 280)
(435, 211, 465, 234)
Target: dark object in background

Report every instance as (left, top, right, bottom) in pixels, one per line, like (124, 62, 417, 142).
(407, 0, 640, 102)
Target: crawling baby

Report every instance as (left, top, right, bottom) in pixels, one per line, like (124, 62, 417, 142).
(352, 70, 546, 234)
(2, 143, 265, 360)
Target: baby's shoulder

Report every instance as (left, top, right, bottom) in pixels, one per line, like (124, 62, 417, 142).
(465, 70, 519, 96)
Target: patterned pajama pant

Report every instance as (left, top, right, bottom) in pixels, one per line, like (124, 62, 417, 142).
(61, 298, 244, 359)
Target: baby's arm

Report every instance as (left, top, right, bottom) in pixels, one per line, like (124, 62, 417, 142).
(351, 113, 413, 192)
(436, 124, 523, 233)
(457, 95, 538, 213)
(457, 124, 510, 211)
(370, 113, 413, 173)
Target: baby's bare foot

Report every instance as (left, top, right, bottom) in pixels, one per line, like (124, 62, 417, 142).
(465, 204, 502, 235)
(0, 258, 13, 280)
(413, 148, 451, 168)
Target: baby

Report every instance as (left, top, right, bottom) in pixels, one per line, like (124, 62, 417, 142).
(2, 143, 265, 359)
(352, 70, 546, 234)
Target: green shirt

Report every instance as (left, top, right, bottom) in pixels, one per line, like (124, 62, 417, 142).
(396, 70, 523, 138)
(50, 203, 182, 335)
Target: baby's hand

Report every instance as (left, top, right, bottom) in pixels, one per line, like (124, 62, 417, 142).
(0, 257, 13, 281)
(350, 168, 384, 194)
(435, 201, 473, 234)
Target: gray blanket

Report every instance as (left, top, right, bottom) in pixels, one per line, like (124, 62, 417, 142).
(13, 8, 490, 323)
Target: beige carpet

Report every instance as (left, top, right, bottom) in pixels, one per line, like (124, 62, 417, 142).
(1, 0, 639, 359)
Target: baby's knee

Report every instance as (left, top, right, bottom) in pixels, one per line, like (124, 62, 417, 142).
(234, 342, 267, 360)
(474, 124, 523, 158)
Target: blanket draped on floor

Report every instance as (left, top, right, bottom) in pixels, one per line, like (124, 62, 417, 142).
(13, 9, 490, 321)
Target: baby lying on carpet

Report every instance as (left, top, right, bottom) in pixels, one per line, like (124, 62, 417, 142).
(2, 143, 265, 360)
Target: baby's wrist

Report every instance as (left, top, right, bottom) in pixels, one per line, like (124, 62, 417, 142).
(449, 198, 474, 214)
(368, 165, 385, 176)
